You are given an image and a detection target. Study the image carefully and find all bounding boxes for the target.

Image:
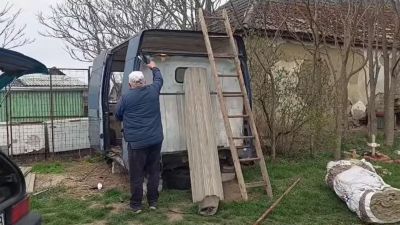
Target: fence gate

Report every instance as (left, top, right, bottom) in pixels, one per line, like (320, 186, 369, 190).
(0, 67, 91, 160)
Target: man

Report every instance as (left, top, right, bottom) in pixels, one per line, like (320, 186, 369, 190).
(115, 61, 163, 213)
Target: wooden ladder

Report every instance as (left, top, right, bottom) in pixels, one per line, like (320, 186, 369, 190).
(198, 8, 273, 201)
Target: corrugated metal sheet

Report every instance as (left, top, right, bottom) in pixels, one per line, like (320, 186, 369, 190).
(17, 75, 86, 87)
(0, 90, 85, 122)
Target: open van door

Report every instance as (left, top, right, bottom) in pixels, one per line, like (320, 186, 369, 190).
(88, 51, 110, 152)
(0, 48, 48, 90)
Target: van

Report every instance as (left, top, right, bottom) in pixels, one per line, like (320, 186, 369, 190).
(88, 29, 253, 171)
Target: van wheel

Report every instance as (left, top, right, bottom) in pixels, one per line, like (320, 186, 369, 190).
(109, 129, 117, 146)
(163, 167, 191, 190)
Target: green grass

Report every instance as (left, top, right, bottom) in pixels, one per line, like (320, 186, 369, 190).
(31, 153, 400, 225)
(32, 162, 65, 174)
(343, 130, 400, 159)
(30, 132, 400, 225)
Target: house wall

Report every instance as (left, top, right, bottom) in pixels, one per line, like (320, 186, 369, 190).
(275, 40, 381, 105)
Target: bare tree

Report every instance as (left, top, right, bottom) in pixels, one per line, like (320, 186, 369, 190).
(158, 0, 221, 30)
(288, 0, 369, 159)
(38, 0, 173, 62)
(365, 0, 380, 138)
(0, 2, 33, 49)
(38, 0, 223, 62)
(383, 0, 400, 146)
(242, 1, 334, 159)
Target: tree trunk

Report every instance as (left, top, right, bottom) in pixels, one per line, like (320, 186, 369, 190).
(369, 77, 378, 136)
(335, 59, 350, 160)
(270, 104, 276, 160)
(334, 79, 346, 159)
(367, 14, 377, 137)
(271, 135, 276, 160)
(335, 108, 343, 160)
(386, 74, 396, 146)
(383, 35, 393, 145)
(384, 1, 400, 146)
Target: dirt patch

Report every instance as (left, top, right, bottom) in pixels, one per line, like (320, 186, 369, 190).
(61, 161, 129, 199)
(33, 160, 130, 199)
(35, 174, 66, 191)
(166, 208, 184, 223)
(364, 152, 400, 164)
(223, 180, 242, 202)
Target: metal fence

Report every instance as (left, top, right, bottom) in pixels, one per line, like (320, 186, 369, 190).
(0, 67, 91, 160)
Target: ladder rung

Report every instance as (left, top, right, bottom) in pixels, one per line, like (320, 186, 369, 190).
(214, 54, 237, 58)
(235, 146, 251, 149)
(246, 181, 266, 188)
(233, 136, 254, 139)
(205, 16, 225, 20)
(218, 74, 239, 77)
(239, 157, 260, 163)
(228, 114, 248, 118)
(209, 35, 229, 38)
(222, 92, 244, 97)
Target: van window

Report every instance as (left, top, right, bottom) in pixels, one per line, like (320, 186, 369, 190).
(175, 67, 187, 83)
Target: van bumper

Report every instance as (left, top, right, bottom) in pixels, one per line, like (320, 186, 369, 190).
(15, 212, 42, 225)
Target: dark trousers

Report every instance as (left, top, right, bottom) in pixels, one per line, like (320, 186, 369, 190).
(128, 142, 162, 209)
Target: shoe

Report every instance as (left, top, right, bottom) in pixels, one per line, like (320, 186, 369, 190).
(149, 203, 157, 210)
(132, 207, 142, 214)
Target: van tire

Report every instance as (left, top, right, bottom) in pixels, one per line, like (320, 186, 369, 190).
(163, 167, 191, 190)
(109, 129, 117, 146)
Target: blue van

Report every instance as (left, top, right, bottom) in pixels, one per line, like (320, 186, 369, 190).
(88, 29, 252, 171)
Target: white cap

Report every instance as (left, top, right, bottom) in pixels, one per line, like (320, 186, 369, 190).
(129, 71, 144, 84)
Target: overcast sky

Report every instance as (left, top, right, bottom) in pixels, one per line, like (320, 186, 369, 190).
(10, 0, 91, 69)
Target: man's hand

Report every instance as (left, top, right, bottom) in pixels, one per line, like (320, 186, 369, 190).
(147, 61, 157, 70)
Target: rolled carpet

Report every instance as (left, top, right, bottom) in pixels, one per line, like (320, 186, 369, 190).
(326, 159, 400, 224)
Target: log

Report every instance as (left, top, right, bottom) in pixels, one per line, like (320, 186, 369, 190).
(184, 68, 224, 208)
(253, 178, 301, 225)
(326, 160, 400, 224)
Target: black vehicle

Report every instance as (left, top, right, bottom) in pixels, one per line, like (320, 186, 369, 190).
(0, 152, 41, 225)
(0, 48, 48, 225)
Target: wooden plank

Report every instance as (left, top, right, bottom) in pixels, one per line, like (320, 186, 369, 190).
(199, 8, 249, 201)
(19, 166, 32, 176)
(25, 173, 36, 194)
(222, 9, 273, 198)
(184, 67, 224, 203)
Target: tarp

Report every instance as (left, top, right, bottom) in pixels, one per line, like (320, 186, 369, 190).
(0, 48, 48, 90)
(326, 159, 400, 224)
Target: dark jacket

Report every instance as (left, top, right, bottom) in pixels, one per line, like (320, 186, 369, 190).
(115, 68, 163, 149)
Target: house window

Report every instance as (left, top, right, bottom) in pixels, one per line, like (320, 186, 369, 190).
(175, 67, 187, 83)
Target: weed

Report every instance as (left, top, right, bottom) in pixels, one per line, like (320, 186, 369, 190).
(32, 162, 64, 174)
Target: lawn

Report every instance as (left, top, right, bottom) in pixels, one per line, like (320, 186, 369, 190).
(30, 133, 400, 225)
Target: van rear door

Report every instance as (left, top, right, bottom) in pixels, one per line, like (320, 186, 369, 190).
(88, 51, 109, 152)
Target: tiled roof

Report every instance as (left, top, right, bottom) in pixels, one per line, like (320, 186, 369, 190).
(212, 0, 397, 46)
